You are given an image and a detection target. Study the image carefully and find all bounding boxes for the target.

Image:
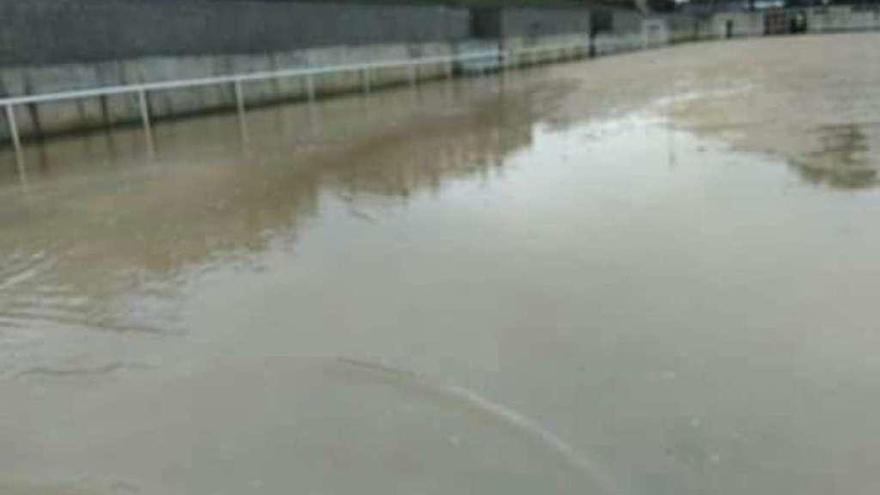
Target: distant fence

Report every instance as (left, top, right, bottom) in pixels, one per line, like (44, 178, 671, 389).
(4, 1, 880, 164)
(0, 40, 592, 171)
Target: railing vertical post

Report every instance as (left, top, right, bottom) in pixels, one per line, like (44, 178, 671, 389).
(305, 74, 315, 102)
(0, 42, 589, 157)
(137, 89, 154, 155)
(234, 79, 246, 116)
(233, 79, 249, 148)
(5, 104, 25, 175)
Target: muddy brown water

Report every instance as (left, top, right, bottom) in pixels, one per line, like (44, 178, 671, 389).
(1, 33, 879, 495)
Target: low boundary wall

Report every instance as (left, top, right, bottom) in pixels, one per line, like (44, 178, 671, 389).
(2, 5, 879, 145)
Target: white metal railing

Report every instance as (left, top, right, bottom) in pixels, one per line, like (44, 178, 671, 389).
(1, 41, 590, 168)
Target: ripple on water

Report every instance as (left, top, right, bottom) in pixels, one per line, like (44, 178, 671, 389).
(0, 250, 183, 378)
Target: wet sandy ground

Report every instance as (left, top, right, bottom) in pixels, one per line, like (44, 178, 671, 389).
(1, 33, 880, 494)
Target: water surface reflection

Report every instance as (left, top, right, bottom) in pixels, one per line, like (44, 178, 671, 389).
(2, 34, 880, 495)
(0, 77, 544, 357)
(795, 123, 879, 189)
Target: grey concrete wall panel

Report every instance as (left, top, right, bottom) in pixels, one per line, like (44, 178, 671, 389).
(499, 7, 592, 38)
(0, 0, 471, 66)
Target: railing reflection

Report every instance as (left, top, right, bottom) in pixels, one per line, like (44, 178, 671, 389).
(0, 76, 542, 336)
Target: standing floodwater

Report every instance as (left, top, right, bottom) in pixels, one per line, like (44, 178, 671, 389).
(1, 33, 879, 495)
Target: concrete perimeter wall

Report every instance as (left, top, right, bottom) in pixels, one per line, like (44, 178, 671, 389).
(600, 5, 880, 49)
(805, 6, 880, 33)
(466, 6, 592, 40)
(3, 3, 880, 143)
(0, 0, 471, 66)
(0, 42, 461, 140)
(500, 7, 592, 39)
(710, 12, 766, 38)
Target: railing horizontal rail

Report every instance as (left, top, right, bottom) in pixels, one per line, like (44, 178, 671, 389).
(0, 42, 587, 107)
(1, 39, 591, 174)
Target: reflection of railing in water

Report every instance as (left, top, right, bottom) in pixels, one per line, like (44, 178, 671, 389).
(0, 42, 590, 172)
(0, 83, 540, 338)
(0, 79, 538, 273)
